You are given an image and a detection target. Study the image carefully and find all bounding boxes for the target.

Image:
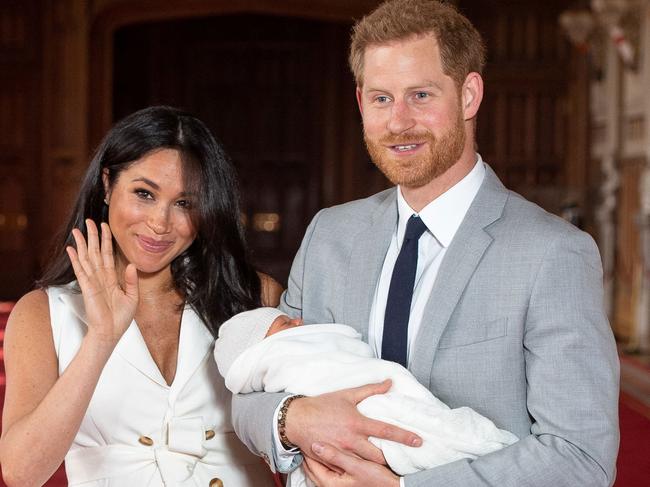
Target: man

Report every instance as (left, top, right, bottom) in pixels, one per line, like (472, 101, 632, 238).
(232, 1, 620, 485)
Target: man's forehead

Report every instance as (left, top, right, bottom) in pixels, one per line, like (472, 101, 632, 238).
(363, 32, 439, 57)
(360, 34, 445, 86)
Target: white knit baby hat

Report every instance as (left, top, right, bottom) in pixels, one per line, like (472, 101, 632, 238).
(215, 307, 287, 377)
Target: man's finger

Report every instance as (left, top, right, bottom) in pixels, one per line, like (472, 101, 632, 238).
(312, 442, 359, 475)
(349, 436, 386, 464)
(304, 453, 341, 484)
(348, 379, 392, 403)
(362, 417, 422, 447)
(302, 457, 325, 484)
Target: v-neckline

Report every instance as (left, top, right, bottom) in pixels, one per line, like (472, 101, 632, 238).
(133, 311, 183, 387)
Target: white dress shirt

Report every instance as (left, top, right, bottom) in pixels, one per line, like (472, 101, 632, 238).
(273, 156, 487, 480)
(369, 157, 486, 363)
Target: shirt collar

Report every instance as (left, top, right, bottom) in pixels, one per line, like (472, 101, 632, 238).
(396, 154, 486, 248)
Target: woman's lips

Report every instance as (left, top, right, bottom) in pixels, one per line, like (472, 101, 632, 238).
(137, 235, 173, 253)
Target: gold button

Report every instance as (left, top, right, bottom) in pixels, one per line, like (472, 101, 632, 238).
(205, 429, 215, 440)
(138, 436, 154, 446)
(209, 479, 223, 487)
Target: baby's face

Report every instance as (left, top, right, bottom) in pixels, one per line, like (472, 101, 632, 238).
(266, 315, 303, 337)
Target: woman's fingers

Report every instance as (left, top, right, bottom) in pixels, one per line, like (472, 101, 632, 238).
(66, 246, 88, 286)
(100, 223, 119, 289)
(123, 263, 139, 303)
(100, 223, 114, 270)
(85, 219, 103, 270)
(71, 228, 94, 279)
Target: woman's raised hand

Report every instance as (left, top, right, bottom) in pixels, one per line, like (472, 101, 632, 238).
(66, 219, 138, 346)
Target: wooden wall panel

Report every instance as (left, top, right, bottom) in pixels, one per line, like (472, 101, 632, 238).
(614, 158, 644, 343)
(112, 16, 369, 282)
(0, 0, 582, 298)
(0, 0, 42, 299)
(465, 0, 576, 216)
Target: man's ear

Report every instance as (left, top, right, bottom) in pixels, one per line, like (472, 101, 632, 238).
(101, 168, 111, 203)
(356, 86, 364, 116)
(461, 72, 483, 121)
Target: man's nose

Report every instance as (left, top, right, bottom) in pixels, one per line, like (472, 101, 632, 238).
(387, 100, 416, 134)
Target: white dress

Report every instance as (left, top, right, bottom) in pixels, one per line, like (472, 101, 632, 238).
(47, 283, 273, 487)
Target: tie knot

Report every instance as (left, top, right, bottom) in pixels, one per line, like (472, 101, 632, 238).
(404, 215, 427, 241)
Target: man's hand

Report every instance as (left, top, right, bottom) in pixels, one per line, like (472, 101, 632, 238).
(303, 442, 400, 487)
(284, 380, 421, 465)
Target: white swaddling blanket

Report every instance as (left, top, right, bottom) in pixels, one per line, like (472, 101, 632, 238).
(215, 323, 518, 485)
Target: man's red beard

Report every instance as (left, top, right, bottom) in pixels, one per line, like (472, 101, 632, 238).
(364, 109, 466, 188)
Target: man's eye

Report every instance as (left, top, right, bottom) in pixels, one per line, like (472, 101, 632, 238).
(415, 92, 429, 99)
(375, 95, 390, 104)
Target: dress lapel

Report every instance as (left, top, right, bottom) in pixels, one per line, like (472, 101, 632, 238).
(168, 305, 214, 403)
(343, 190, 398, 340)
(114, 321, 169, 387)
(410, 166, 509, 386)
(59, 289, 169, 387)
(59, 288, 214, 393)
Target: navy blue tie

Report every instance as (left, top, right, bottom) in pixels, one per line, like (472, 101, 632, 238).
(382, 215, 428, 367)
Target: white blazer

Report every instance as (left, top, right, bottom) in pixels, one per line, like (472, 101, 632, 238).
(48, 283, 273, 487)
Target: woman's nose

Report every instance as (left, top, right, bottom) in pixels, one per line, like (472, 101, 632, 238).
(147, 205, 171, 234)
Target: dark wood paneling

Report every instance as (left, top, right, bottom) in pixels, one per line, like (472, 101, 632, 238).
(464, 0, 575, 213)
(113, 15, 370, 283)
(0, 0, 42, 299)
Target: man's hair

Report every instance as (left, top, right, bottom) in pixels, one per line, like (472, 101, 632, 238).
(349, 0, 486, 88)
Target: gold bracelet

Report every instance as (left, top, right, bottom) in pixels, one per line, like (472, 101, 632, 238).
(278, 394, 305, 450)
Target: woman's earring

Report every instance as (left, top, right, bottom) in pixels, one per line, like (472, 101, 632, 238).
(103, 198, 109, 206)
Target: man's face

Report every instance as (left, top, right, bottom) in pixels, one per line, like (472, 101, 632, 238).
(357, 35, 467, 188)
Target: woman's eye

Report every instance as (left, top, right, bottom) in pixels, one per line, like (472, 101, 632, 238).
(134, 189, 153, 199)
(176, 200, 193, 210)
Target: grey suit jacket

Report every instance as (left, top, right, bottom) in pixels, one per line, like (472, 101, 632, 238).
(232, 165, 620, 486)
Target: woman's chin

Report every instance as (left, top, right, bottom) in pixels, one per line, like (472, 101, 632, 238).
(129, 257, 173, 276)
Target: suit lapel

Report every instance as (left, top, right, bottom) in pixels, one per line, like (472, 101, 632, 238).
(343, 190, 398, 340)
(410, 166, 509, 386)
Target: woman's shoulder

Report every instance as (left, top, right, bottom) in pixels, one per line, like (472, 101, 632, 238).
(10, 289, 50, 322)
(4, 289, 53, 347)
(7, 282, 78, 334)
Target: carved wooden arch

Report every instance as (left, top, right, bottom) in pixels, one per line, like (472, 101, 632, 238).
(88, 0, 379, 145)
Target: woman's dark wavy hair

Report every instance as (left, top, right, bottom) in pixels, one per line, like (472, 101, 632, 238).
(38, 105, 261, 336)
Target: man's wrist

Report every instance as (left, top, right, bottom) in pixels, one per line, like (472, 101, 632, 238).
(277, 394, 306, 450)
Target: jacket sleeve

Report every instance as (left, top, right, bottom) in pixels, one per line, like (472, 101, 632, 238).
(404, 230, 620, 487)
(230, 210, 325, 472)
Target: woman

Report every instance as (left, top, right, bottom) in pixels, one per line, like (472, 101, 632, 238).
(0, 106, 281, 486)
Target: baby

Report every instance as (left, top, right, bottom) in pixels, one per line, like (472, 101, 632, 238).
(215, 308, 518, 486)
